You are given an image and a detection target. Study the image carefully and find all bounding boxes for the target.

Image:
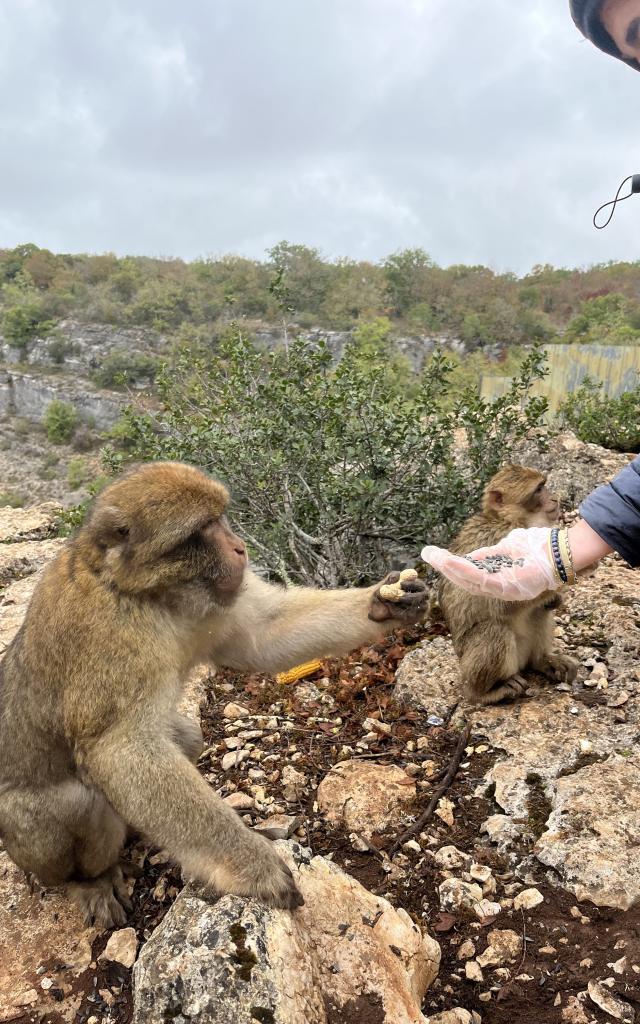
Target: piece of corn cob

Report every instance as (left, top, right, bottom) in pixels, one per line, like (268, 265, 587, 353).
(276, 659, 324, 685)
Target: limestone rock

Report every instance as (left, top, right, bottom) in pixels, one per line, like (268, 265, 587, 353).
(426, 1013, 472, 1024)
(178, 665, 211, 722)
(476, 929, 521, 968)
(132, 841, 440, 1024)
(221, 749, 250, 771)
(99, 927, 138, 969)
(434, 846, 472, 872)
(439, 878, 483, 914)
(317, 760, 416, 839)
(561, 996, 591, 1023)
(512, 431, 629, 507)
(224, 792, 256, 811)
(281, 765, 307, 803)
(0, 573, 42, 655)
(0, 537, 64, 588)
(0, 502, 61, 543)
(536, 755, 640, 909)
(465, 961, 483, 983)
(394, 637, 461, 715)
(588, 980, 634, 1022)
(254, 814, 302, 840)
(222, 702, 251, 719)
(0, 851, 97, 1023)
(513, 888, 544, 912)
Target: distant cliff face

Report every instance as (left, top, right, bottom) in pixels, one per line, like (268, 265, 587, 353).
(0, 319, 165, 373)
(0, 370, 122, 430)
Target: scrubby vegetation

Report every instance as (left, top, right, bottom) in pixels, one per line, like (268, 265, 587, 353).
(1, 242, 640, 347)
(105, 325, 549, 586)
(44, 400, 79, 444)
(560, 376, 640, 452)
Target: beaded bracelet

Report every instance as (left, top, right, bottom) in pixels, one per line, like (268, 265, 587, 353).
(547, 527, 577, 586)
(549, 527, 568, 584)
(558, 527, 577, 586)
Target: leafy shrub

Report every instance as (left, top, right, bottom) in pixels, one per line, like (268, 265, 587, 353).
(47, 334, 77, 365)
(44, 400, 79, 444)
(564, 294, 640, 346)
(92, 350, 158, 390)
(2, 301, 54, 352)
(105, 325, 549, 587)
(559, 376, 640, 452)
(67, 456, 90, 490)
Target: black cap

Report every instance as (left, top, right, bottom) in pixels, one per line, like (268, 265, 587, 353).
(570, 0, 640, 70)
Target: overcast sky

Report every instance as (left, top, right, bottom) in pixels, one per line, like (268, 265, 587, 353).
(0, 0, 637, 274)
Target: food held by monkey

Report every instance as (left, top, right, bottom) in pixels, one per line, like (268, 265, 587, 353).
(0, 461, 429, 927)
(378, 568, 419, 601)
(439, 464, 578, 706)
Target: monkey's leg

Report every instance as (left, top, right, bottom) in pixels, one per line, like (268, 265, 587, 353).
(85, 734, 304, 911)
(0, 779, 129, 928)
(528, 610, 579, 684)
(532, 651, 579, 684)
(171, 714, 204, 764)
(459, 623, 527, 706)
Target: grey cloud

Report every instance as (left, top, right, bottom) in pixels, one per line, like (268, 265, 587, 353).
(0, 0, 637, 271)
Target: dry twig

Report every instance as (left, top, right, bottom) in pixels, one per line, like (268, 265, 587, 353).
(390, 723, 472, 855)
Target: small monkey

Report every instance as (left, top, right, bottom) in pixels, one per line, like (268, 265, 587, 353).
(439, 464, 578, 705)
(0, 462, 428, 926)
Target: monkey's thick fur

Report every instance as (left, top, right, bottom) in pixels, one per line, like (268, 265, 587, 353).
(440, 465, 578, 706)
(0, 462, 428, 926)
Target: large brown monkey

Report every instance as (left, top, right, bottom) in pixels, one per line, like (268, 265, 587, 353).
(439, 464, 578, 705)
(0, 462, 428, 927)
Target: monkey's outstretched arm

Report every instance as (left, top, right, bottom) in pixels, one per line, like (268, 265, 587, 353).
(84, 728, 302, 908)
(210, 571, 420, 674)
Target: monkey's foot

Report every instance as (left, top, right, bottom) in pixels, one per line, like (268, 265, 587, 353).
(538, 653, 579, 685)
(216, 838, 305, 911)
(478, 674, 528, 706)
(68, 865, 132, 929)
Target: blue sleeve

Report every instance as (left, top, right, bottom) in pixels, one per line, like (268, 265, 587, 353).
(579, 456, 640, 567)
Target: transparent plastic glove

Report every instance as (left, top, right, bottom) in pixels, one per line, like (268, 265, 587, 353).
(421, 527, 559, 600)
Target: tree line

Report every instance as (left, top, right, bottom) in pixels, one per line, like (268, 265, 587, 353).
(1, 242, 640, 353)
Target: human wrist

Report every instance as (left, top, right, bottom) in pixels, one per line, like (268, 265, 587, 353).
(567, 519, 614, 571)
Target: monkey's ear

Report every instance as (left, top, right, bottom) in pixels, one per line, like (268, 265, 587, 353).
(88, 505, 130, 548)
(487, 489, 504, 508)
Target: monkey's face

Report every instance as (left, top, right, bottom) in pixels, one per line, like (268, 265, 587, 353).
(526, 479, 559, 526)
(83, 462, 248, 601)
(484, 466, 559, 528)
(197, 516, 248, 598)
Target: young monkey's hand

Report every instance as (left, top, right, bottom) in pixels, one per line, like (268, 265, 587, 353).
(421, 527, 559, 600)
(369, 569, 429, 623)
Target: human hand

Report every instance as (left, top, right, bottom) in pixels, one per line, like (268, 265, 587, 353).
(421, 527, 560, 600)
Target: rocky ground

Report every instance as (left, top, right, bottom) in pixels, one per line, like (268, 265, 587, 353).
(0, 413, 102, 509)
(0, 435, 638, 1024)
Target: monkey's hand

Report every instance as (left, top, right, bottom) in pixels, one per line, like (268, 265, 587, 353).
(421, 528, 559, 600)
(369, 570, 429, 623)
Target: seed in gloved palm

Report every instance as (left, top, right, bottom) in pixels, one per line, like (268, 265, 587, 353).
(464, 555, 525, 574)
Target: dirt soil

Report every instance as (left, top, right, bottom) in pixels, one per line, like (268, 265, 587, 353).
(10, 621, 640, 1024)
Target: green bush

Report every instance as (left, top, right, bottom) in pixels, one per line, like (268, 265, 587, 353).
(559, 376, 640, 452)
(67, 456, 90, 490)
(91, 350, 158, 390)
(105, 325, 549, 587)
(2, 301, 54, 352)
(44, 400, 79, 444)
